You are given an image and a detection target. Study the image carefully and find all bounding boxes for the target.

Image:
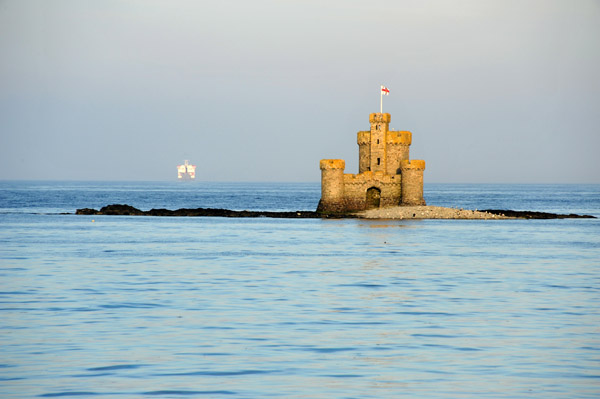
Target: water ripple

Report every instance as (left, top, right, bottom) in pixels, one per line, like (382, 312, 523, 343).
(142, 391, 236, 396)
(155, 369, 277, 377)
(39, 392, 101, 397)
(99, 302, 164, 309)
(86, 364, 145, 372)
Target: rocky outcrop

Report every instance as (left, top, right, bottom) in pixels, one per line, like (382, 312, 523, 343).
(76, 204, 326, 218)
(76, 204, 595, 219)
(480, 209, 595, 219)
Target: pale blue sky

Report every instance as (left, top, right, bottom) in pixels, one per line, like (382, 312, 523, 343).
(1, 0, 599, 182)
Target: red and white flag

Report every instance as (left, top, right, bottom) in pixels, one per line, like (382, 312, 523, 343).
(381, 85, 390, 95)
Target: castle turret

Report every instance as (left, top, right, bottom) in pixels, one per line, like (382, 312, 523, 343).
(357, 131, 370, 174)
(357, 113, 412, 176)
(400, 160, 426, 205)
(385, 130, 411, 175)
(368, 113, 390, 173)
(317, 159, 346, 213)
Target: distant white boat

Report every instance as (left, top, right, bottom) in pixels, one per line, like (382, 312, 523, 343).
(177, 160, 196, 180)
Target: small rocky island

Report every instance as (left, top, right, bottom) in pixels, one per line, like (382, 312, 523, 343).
(76, 204, 594, 219)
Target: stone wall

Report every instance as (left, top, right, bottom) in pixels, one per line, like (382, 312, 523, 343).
(342, 172, 402, 211)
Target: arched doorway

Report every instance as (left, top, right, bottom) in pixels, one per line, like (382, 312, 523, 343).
(366, 187, 381, 209)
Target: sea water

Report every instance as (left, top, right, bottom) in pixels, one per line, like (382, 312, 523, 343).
(0, 181, 599, 398)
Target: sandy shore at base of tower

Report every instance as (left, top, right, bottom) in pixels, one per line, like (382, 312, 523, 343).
(355, 205, 512, 220)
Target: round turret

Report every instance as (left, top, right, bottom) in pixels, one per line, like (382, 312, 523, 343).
(386, 131, 412, 174)
(317, 159, 346, 213)
(400, 160, 426, 205)
(357, 131, 370, 173)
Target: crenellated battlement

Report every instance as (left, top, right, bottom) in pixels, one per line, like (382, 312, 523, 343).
(317, 111, 426, 213)
(320, 159, 345, 170)
(387, 131, 412, 145)
(400, 159, 425, 170)
(357, 131, 370, 145)
(358, 130, 412, 145)
(369, 113, 391, 123)
(344, 172, 399, 185)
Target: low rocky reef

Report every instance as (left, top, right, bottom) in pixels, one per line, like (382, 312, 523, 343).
(76, 204, 595, 220)
(480, 209, 595, 219)
(76, 204, 325, 218)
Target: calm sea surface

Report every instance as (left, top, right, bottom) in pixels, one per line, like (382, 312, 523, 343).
(1, 181, 599, 398)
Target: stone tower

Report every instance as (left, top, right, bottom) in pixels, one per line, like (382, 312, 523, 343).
(317, 112, 426, 213)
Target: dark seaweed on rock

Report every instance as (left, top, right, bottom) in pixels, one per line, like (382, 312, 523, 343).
(76, 204, 329, 218)
(480, 209, 595, 219)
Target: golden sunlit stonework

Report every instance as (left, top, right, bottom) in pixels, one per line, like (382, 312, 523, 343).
(317, 112, 426, 213)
